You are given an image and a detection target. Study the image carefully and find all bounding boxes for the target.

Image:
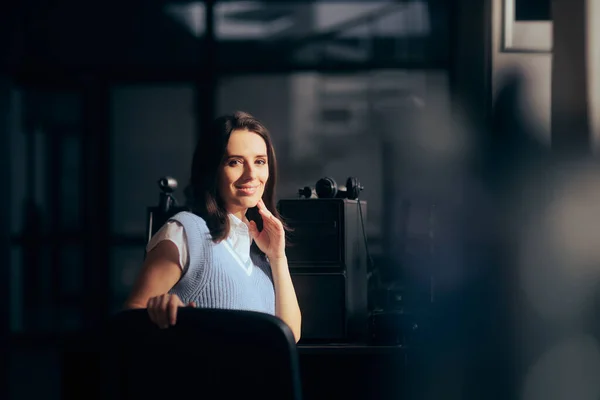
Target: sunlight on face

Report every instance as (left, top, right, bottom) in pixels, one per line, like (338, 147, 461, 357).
(218, 129, 269, 219)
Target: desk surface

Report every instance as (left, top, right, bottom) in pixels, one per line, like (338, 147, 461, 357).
(9, 332, 406, 357)
(297, 343, 405, 355)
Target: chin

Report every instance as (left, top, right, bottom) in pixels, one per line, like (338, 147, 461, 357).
(251, 194, 264, 206)
(238, 196, 261, 208)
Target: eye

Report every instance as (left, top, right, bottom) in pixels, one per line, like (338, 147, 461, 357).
(228, 159, 242, 167)
(256, 159, 267, 165)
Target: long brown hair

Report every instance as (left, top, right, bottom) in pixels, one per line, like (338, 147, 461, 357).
(186, 111, 289, 248)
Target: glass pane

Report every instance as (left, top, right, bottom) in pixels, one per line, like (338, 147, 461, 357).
(21, 1, 446, 72)
(9, 89, 26, 235)
(10, 247, 23, 332)
(10, 245, 55, 332)
(22, 3, 206, 67)
(110, 85, 196, 236)
(215, 1, 431, 40)
(213, 1, 448, 69)
(57, 306, 83, 332)
(60, 135, 82, 230)
(217, 70, 450, 244)
(60, 245, 83, 297)
(111, 247, 145, 311)
(165, 2, 206, 38)
(515, 0, 551, 21)
(10, 90, 83, 236)
(10, 245, 85, 333)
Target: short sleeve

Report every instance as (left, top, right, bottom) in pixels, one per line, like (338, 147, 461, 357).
(146, 221, 190, 272)
(166, 211, 212, 304)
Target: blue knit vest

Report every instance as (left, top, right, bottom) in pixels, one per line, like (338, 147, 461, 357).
(168, 211, 275, 315)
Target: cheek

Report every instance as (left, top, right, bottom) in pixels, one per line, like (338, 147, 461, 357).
(221, 169, 239, 186)
(218, 171, 235, 199)
(260, 168, 270, 183)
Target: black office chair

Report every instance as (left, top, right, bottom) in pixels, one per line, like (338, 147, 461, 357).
(105, 308, 303, 400)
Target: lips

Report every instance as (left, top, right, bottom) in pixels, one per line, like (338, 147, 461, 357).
(236, 185, 259, 195)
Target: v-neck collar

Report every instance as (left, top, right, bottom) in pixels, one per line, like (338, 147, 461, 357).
(223, 238, 253, 276)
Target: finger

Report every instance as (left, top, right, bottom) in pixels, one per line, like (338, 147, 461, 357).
(149, 297, 164, 328)
(147, 297, 158, 325)
(188, 301, 196, 308)
(261, 220, 277, 236)
(258, 206, 269, 217)
(159, 294, 171, 328)
(262, 220, 277, 234)
(258, 207, 274, 223)
(258, 200, 271, 215)
(168, 295, 182, 326)
(264, 215, 283, 233)
(269, 214, 282, 226)
(149, 297, 161, 326)
(248, 220, 258, 237)
(262, 203, 272, 215)
(260, 207, 281, 228)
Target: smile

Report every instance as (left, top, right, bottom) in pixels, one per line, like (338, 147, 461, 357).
(236, 186, 259, 195)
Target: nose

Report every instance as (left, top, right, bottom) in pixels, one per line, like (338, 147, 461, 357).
(242, 162, 258, 180)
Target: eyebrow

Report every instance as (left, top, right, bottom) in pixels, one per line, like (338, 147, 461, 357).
(226, 154, 268, 159)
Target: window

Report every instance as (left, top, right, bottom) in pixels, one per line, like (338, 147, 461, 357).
(515, 0, 551, 21)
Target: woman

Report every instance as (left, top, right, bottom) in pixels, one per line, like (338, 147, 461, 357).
(124, 111, 302, 342)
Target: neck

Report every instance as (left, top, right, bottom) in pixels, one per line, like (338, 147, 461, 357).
(227, 207, 247, 221)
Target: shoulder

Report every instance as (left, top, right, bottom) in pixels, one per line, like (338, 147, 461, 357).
(147, 220, 185, 250)
(168, 212, 216, 255)
(169, 211, 209, 231)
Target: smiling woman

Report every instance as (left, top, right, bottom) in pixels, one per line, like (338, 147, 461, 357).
(124, 111, 302, 342)
(219, 129, 270, 221)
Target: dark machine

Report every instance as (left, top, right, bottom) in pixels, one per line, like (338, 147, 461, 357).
(280, 176, 370, 344)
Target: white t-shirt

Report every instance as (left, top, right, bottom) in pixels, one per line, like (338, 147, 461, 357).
(146, 213, 253, 272)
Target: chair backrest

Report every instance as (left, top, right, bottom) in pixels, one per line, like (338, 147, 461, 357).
(104, 308, 303, 400)
(146, 175, 189, 242)
(146, 205, 189, 242)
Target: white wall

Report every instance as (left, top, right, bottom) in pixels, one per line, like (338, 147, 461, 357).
(491, 0, 552, 146)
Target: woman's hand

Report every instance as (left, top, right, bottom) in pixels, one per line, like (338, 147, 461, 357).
(248, 199, 286, 260)
(146, 293, 195, 329)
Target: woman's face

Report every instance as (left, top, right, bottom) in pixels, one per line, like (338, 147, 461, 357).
(218, 129, 269, 218)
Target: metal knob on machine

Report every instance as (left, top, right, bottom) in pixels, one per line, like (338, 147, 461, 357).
(158, 176, 178, 193)
(157, 176, 178, 213)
